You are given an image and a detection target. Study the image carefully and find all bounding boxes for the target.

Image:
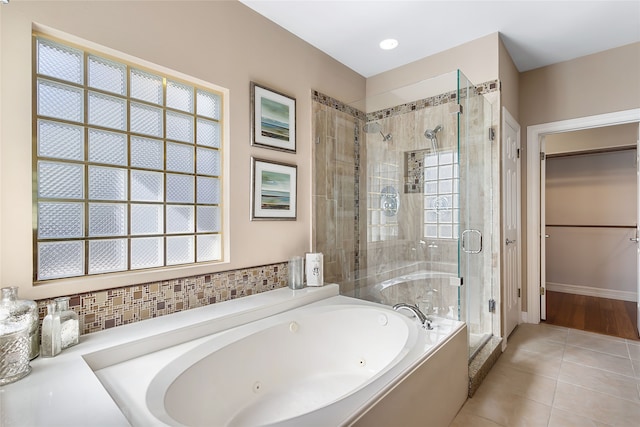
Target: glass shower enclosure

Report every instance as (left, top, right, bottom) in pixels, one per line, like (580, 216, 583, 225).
(312, 70, 495, 360)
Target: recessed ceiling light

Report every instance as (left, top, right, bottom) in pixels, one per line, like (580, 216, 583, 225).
(379, 39, 398, 50)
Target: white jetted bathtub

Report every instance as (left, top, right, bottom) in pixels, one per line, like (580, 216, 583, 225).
(91, 286, 467, 427)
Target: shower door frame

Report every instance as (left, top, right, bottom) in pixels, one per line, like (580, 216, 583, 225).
(456, 70, 495, 357)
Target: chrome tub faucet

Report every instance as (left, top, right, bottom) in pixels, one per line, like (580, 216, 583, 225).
(393, 303, 433, 330)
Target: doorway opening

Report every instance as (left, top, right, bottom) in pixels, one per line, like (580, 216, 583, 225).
(542, 126, 638, 339)
(525, 109, 640, 334)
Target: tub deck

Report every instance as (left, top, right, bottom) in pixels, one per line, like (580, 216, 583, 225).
(0, 286, 338, 426)
(0, 284, 467, 427)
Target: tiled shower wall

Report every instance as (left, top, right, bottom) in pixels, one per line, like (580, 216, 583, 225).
(311, 91, 365, 296)
(366, 98, 460, 272)
(36, 263, 288, 334)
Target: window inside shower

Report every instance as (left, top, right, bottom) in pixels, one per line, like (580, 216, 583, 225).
(423, 150, 459, 240)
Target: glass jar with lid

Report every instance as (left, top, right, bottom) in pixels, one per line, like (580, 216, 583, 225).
(0, 287, 38, 359)
(0, 287, 34, 384)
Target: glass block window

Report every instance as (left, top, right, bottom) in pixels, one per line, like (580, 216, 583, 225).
(34, 35, 224, 281)
(424, 150, 459, 239)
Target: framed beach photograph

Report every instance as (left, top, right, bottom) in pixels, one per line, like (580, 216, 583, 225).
(250, 82, 296, 152)
(251, 158, 297, 220)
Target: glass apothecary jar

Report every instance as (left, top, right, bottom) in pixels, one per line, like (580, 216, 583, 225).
(0, 287, 38, 359)
(0, 287, 35, 385)
(54, 297, 79, 350)
(41, 303, 61, 358)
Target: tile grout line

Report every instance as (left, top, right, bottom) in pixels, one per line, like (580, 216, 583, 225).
(546, 336, 567, 426)
(561, 349, 638, 380)
(564, 343, 631, 360)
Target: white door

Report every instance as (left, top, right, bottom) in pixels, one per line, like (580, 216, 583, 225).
(637, 123, 640, 337)
(502, 108, 521, 337)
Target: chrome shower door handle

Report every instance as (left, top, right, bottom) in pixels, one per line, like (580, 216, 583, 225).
(461, 229, 482, 254)
(630, 237, 639, 243)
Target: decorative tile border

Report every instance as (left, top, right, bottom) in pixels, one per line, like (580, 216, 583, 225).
(36, 262, 288, 335)
(475, 80, 500, 95)
(353, 116, 361, 278)
(366, 79, 499, 122)
(312, 90, 366, 121)
(313, 80, 499, 124)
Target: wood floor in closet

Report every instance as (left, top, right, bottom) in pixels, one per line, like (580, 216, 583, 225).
(544, 290, 639, 341)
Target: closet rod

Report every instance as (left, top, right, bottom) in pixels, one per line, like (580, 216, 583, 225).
(545, 145, 636, 159)
(546, 224, 636, 229)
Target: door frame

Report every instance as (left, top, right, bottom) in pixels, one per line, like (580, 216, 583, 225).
(525, 108, 640, 323)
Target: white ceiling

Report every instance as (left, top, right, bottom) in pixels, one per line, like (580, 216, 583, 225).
(239, 0, 640, 77)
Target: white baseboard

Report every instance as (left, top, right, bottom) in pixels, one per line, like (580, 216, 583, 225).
(546, 282, 637, 302)
(520, 311, 534, 324)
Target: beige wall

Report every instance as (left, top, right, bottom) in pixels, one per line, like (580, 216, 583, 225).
(520, 43, 640, 128)
(0, 1, 365, 299)
(366, 32, 500, 98)
(498, 36, 519, 121)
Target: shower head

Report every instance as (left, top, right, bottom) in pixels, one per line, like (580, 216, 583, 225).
(363, 122, 382, 133)
(424, 125, 442, 151)
(380, 132, 392, 142)
(424, 125, 442, 140)
(363, 122, 392, 142)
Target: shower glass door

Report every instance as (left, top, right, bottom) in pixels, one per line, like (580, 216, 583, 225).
(457, 70, 494, 358)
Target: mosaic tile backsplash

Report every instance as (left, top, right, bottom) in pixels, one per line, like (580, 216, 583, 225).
(36, 263, 288, 335)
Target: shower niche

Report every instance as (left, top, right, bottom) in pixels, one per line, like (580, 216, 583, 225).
(312, 70, 498, 362)
(404, 149, 428, 194)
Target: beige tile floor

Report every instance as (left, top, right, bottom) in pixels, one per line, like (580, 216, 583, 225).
(450, 323, 640, 427)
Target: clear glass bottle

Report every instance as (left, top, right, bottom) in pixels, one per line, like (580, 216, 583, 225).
(54, 297, 79, 350)
(0, 288, 33, 384)
(0, 287, 39, 360)
(40, 303, 61, 358)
